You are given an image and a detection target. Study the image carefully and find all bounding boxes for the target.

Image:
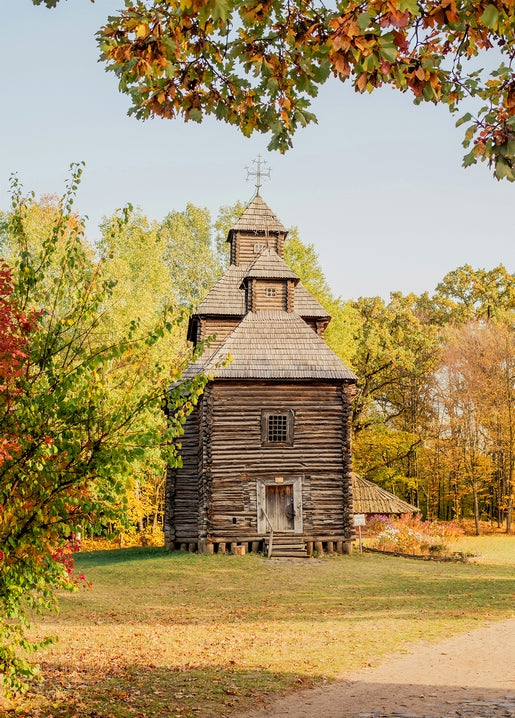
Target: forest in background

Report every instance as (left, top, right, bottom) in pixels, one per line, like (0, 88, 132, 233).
(1, 190, 513, 543)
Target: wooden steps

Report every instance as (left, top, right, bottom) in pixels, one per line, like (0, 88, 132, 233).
(265, 533, 309, 558)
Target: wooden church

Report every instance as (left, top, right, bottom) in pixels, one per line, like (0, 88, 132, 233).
(164, 189, 358, 557)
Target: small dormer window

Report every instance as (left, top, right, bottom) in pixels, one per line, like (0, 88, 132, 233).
(265, 287, 277, 298)
(253, 243, 265, 254)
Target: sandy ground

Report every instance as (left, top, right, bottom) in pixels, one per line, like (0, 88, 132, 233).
(240, 618, 515, 718)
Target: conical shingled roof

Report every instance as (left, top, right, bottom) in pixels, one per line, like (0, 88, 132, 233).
(184, 310, 357, 381)
(243, 247, 299, 282)
(230, 194, 287, 234)
(352, 473, 419, 515)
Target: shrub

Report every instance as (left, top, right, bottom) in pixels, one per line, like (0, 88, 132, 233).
(366, 514, 464, 556)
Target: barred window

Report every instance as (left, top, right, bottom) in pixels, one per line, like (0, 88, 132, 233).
(267, 414, 288, 442)
(265, 287, 277, 298)
(261, 410, 294, 446)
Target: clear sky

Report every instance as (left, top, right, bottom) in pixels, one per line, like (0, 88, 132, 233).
(1, 1, 513, 301)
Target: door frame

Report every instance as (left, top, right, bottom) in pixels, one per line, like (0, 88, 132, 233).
(257, 476, 303, 534)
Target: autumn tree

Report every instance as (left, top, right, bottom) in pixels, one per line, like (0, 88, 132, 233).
(42, 0, 507, 180)
(0, 170, 206, 694)
(159, 203, 225, 308)
(0, 263, 38, 475)
(419, 264, 515, 325)
(438, 319, 514, 532)
(92, 200, 245, 539)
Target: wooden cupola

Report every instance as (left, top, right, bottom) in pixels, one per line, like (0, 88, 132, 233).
(241, 248, 299, 313)
(227, 194, 288, 266)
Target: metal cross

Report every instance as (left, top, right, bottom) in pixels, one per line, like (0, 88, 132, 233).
(245, 155, 271, 194)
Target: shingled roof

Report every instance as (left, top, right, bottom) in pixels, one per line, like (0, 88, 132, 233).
(197, 261, 329, 318)
(352, 473, 419, 515)
(293, 284, 331, 318)
(197, 266, 247, 315)
(184, 310, 357, 381)
(243, 248, 299, 282)
(230, 194, 287, 234)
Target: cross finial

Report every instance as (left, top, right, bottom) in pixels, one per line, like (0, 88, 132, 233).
(245, 154, 271, 195)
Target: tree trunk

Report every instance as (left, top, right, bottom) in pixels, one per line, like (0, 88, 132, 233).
(472, 479, 481, 536)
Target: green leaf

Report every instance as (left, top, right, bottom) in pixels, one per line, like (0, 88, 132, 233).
(398, 0, 420, 15)
(379, 41, 398, 64)
(422, 83, 434, 101)
(494, 156, 514, 181)
(462, 149, 477, 167)
(357, 12, 373, 31)
(455, 112, 472, 128)
(479, 4, 499, 29)
(187, 108, 203, 122)
(214, 0, 231, 21)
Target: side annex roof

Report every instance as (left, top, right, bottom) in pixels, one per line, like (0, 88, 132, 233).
(352, 474, 420, 515)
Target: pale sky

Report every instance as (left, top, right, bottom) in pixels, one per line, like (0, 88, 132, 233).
(1, 1, 513, 301)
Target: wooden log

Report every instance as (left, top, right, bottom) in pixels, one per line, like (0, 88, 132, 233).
(188, 543, 196, 553)
(198, 540, 214, 554)
(180, 543, 187, 552)
(336, 540, 343, 555)
(230, 542, 238, 554)
(218, 542, 226, 554)
(306, 541, 313, 557)
(315, 541, 324, 556)
(342, 541, 352, 555)
(251, 541, 260, 554)
(326, 541, 334, 555)
(233, 545, 246, 556)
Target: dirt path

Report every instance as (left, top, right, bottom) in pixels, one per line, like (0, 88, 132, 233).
(240, 618, 515, 718)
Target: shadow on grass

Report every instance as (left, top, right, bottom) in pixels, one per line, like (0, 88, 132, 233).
(8, 661, 314, 718)
(9, 664, 515, 718)
(76, 546, 170, 567)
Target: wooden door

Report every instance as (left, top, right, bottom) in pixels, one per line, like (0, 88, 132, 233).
(265, 484, 295, 531)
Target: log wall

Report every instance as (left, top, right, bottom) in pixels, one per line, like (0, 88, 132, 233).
(164, 399, 201, 547)
(167, 380, 355, 548)
(230, 232, 285, 266)
(250, 279, 287, 311)
(199, 317, 240, 352)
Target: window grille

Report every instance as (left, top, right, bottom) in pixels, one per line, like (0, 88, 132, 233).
(261, 410, 294, 445)
(267, 414, 288, 442)
(265, 287, 277, 297)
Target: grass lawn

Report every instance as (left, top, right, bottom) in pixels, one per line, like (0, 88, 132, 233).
(6, 536, 515, 718)
(454, 534, 515, 564)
